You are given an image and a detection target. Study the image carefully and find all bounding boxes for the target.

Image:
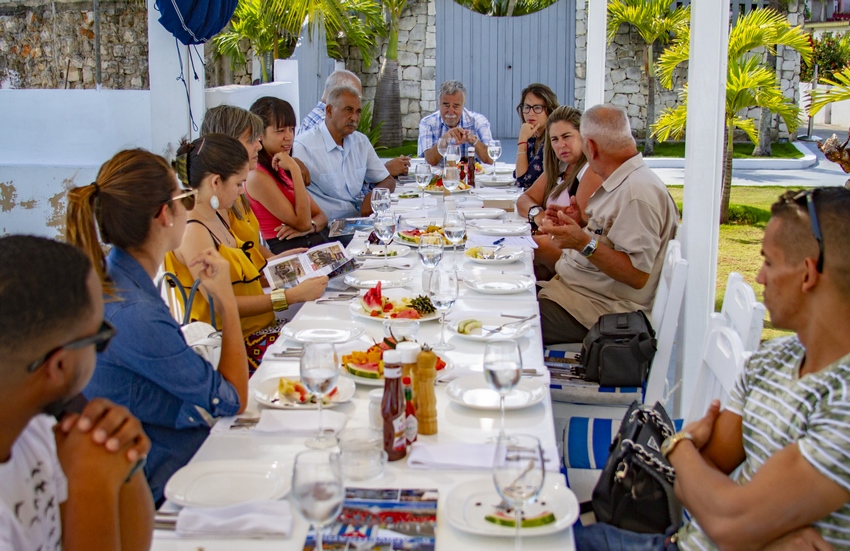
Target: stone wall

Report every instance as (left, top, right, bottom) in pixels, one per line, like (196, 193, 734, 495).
(0, 0, 148, 90)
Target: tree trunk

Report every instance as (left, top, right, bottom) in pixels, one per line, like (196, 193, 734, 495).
(644, 43, 656, 157)
(373, 20, 403, 148)
(720, 121, 734, 224)
(753, 49, 777, 156)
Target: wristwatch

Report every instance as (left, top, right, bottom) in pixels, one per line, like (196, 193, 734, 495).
(661, 431, 694, 458)
(470, 134, 479, 146)
(580, 237, 598, 258)
(527, 205, 544, 228)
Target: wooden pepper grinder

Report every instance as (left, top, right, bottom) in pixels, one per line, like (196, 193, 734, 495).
(413, 344, 439, 435)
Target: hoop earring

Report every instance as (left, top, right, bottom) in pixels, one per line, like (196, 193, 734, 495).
(210, 194, 220, 210)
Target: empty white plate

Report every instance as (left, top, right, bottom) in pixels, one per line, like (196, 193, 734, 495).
(446, 375, 546, 410)
(469, 220, 530, 236)
(281, 320, 365, 343)
(459, 207, 506, 219)
(463, 273, 535, 294)
(165, 460, 291, 508)
(344, 269, 413, 289)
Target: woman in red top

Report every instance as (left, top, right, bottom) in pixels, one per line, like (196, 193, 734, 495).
(247, 97, 330, 254)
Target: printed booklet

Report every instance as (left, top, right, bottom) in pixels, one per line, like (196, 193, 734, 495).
(263, 241, 357, 290)
(329, 217, 375, 238)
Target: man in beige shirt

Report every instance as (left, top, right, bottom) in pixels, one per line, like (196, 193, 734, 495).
(537, 104, 678, 345)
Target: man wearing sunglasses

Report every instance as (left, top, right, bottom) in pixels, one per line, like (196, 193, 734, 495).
(0, 236, 153, 551)
(575, 187, 850, 550)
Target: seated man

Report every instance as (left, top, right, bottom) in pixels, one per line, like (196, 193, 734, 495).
(537, 104, 678, 345)
(300, 69, 410, 177)
(418, 80, 494, 167)
(576, 187, 850, 550)
(293, 84, 395, 223)
(0, 235, 153, 551)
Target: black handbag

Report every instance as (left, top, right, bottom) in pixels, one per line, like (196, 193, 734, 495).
(592, 401, 683, 534)
(581, 311, 657, 387)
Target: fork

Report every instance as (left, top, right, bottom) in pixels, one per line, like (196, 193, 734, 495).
(485, 244, 505, 260)
(482, 314, 536, 335)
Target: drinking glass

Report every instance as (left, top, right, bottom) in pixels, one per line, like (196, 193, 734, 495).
(418, 234, 443, 270)
(373, 212, 397, 271)
(445, 143, 460, 169)
(492, 434, 545, 551)
(487, 140, 502, 174)
(414, 163, 431, 207)
(442, 167, 460, 193)
(370, 187, 391, 214)
(300, 342, 340, 449)
(484, 340, 522, 442)
(442, 211, 466, 270)
(427, 269, 458, 351)
(437, 136, 449, 159)
(291, 450, 345, 551)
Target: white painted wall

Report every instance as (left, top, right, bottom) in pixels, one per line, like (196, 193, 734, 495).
(800, 82, 850, 128)
(206, 81, 300, 120)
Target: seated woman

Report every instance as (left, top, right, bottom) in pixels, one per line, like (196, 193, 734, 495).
(247, 96, 330, 255)
(516, 106, 604, 280)
(165, 134, 327, 373)
(65, 148, 249, 506)
(513, 83, 559, 190)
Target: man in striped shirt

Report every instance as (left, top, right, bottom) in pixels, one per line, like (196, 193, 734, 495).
(575, 187, 850, 550)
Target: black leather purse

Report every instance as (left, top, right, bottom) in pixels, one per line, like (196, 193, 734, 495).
(592, 401, 683, 534)
(580, 311, 657, 387)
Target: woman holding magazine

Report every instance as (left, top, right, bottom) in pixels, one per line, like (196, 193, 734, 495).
(165, 134, 327, 372)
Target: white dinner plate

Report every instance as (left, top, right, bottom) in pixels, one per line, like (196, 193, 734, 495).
(494, 164, 515, 175)
(281, 320, 366, 343)
(393, 231, 464, 249)
(459, 207, 506, 219)
(464, 246, 525, 265)
(469, 220, 530, 236)
(425, 187, 470, 195)
(402, 218, 441, 231)
(391, 191, 423, 200)
(476, 175, 515, 188)
(254, 376, 355, 409)
(446, 375, 547, 411)
(348, 288, 441, 322)
(445, 477, 578, 537)
(448, 315, 533, 342)
(344, 270, 413, 289)
(463, 273, 535, 295)
(164, 460, 291, 508)
(348, 244, 411, 258)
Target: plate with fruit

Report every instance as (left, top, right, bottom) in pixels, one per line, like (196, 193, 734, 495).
(349, 282, 439, 321)
(339, 338, 450, 386)
(448, 315, 533, 342)
(395, 228, 466, 247)
(424, 175, 471, 194)
(254, 376, 356, 409)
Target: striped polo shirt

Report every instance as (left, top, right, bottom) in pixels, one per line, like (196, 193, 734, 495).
(678, 336, 850, 549)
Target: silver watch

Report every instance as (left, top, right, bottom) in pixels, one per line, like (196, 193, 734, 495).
(527, 206, 544, 225)
(580, 237, 598, 258)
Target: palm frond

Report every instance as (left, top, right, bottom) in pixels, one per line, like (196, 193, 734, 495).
(652, 87, 689, 141)
(809, 66, 850, 116)
(731, 115, 759, 144)
(656, 25, 690, 89)
(727, 8, 811, 62)
(606, 0, 689, 46)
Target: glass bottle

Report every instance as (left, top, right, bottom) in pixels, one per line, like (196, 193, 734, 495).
(403, 377, 418, 446)
(381, 350, 406, 461)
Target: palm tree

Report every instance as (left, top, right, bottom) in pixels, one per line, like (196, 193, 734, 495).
(808, 66, 850, 116)
(606, 0, 690, 156)
(654, 9, 811, 223)
(372, 0, 408, 148)
(453, 0, 555, 16)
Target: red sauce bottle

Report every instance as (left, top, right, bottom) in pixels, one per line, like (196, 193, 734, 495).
(381, 350, 406, 461)
(403, 376, 418, 446)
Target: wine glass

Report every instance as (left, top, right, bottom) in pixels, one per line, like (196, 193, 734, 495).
(492, 434, 545, 551)
(484, 340, 522, 443)
(373, 212, 397, 272)
(418, 234, 443, 270)
(427, 269, 458, 351)
(414, 163, 431, 207)
(445, 143, 461, 169)
(442, 211, 466, 270)
(370, 187, 391, 215)
(437, 136, 449, 159)
(300, 342, 340, 449)
(487, 140, 502, 174)
(291, 449, 345, 551)
(442, 167, 460, 193)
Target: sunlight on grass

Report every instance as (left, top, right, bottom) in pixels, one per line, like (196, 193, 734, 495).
(644, 142, 803, 159)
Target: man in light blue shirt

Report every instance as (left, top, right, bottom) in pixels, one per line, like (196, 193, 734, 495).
(293, 85, 395, 222)
(418, 80, 494, 167)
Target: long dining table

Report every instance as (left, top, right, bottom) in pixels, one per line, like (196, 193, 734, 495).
(151, 179, 578, 550)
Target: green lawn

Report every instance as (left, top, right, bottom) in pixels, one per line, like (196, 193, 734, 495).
(642, 141, 803, 159)
(379, 140, 419, 158)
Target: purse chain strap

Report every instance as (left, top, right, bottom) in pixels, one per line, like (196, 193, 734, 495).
(617, 406, 677, 484)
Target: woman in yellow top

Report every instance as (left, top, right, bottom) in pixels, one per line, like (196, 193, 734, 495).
(166, 134, 327, 372)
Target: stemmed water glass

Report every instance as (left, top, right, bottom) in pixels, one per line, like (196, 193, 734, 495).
(442, 167, 460, 193)
(300, 342, 340, 449)
(487, 140, 502, 174)
(414, 163, 431, 207)
(437, 136, 449, 160)
(291, 450, 345, 551)
(370, 187, 391, 215)
(445, 143, 461, 169)
(442, 211, 466, 270)
(492, 434, 545, 551)
(418, 234, 443, 293)
(427, 269, 458, 351)
(374, 212, 397, 272)
(484, 340, 522, 443)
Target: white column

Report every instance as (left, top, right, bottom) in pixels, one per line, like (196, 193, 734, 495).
(678, 0, 729, 418)
(147, 0, 205, 158)
(584, 0, 607, 108)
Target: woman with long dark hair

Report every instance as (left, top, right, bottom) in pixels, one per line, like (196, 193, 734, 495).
(513, 83, 559, 190)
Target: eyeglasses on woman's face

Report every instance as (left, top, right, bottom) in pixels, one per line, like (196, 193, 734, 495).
(169, 188, 198, 211)
(521, 104, 546, 114)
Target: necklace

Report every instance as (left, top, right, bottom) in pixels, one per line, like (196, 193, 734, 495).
(193, 206, 236, 248)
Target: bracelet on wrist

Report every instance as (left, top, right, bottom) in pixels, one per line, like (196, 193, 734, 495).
(271, 288, 289, 312)
(518, 141, 528, 146)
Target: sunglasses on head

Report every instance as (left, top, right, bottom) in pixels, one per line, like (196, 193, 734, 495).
(27, 320, 116, 373)
(792, 190, 824, 273)
(169, 188, 198, 211)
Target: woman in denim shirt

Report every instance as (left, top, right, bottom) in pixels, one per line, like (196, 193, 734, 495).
(65, 149, 250, 505)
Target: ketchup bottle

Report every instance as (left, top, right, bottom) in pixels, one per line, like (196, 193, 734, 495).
(381, 350, 406, 461)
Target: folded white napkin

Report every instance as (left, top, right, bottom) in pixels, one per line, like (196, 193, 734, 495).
(176, 500, 292, 538)
(254, 409, 348, 435)
(436, 367, 476, 384)
(408, 442, 560, 471)
(358, 258, 415, 270)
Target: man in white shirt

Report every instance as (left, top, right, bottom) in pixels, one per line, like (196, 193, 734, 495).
(293, 85, 396, 222)
(0, 236, 153, 551)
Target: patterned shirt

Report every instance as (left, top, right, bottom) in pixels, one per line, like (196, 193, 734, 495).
(514, 135, 545, 190)
(298, 101, 326, 135)
(677, 336, 850, 550)
(417, 108, 493, 156)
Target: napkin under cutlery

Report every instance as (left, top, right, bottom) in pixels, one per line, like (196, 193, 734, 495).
(174, 500, 293, 538)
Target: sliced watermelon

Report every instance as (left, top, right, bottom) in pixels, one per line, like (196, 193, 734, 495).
(361, 281, 384, 314)
(346, 362, 382, 379)
(485, 509, 556, 528)
(390, 308, 421, 319)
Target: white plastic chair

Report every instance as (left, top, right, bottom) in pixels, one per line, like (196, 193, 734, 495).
(685, 325, 748, 425)
(710, 272, 766, 352)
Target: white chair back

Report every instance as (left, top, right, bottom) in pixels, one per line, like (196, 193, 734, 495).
(685, 325, 747, 425)
(644, 240, 688, 404)
(713, 272, 766, 352)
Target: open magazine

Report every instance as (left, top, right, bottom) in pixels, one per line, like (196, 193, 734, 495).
(302, 487, 437, 550)
(329, 217, 375, 238)
(262, 242, 358, 290)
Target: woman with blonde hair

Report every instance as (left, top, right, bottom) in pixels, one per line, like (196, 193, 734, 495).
(517, 106, 604, 280)
(65, 148, 249, 505)
(514, 83, 559, 190)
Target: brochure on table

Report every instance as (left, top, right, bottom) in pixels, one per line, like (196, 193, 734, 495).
(302, 487, 437, 550)
(263, 242, 357, 290)
(329, 217, 375, 237)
